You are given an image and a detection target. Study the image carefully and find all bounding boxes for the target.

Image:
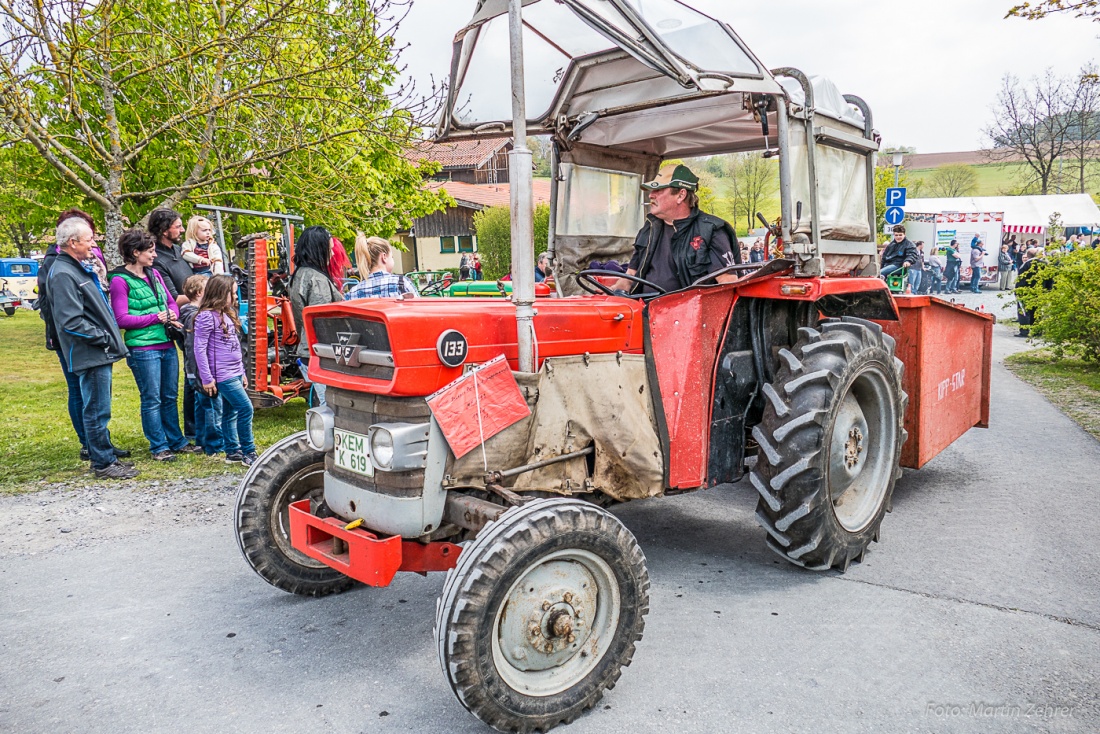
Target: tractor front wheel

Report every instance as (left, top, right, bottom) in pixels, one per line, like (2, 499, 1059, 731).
(234, 431, 355, 596)
(435, 498, 649, 733)
(751, 317, 906, 572)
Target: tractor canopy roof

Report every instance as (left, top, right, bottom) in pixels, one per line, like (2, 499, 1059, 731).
(435, 0, 868, 159)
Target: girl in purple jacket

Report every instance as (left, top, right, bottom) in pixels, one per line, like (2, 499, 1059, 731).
(194, 275, 257, 465)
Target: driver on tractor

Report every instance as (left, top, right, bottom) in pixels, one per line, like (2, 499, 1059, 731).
(610, 164, 741, 294)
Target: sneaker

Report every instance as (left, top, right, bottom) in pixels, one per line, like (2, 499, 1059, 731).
(94, 462, 140, 480)
(152, 450, 177, 462)
(80, 448, 90, 461)
(112, 445, 132, 458)
(241, 451, 260, 467)
(225, 452, 245, 464)
(175, 444, 204, 455)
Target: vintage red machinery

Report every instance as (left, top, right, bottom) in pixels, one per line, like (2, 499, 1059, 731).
(232, 3, 993, 733)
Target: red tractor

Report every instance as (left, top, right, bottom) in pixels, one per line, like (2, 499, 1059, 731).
(234, 3, 992, 732)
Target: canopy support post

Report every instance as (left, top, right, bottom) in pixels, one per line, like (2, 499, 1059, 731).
(508, 0, 535, 373)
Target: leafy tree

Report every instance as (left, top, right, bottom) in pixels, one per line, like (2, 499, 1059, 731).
(0, 144, 68, 256)
(1017, 247, 1100, 360)
(1006, 1, 1100, 22)
(873, 164, 921, 234)
(528, 137, 553, 178)
(0, 0, 448, 261)
(926, 164, 979, 198)
(726, 153, 777, 231)
(472, 204, 550, 280)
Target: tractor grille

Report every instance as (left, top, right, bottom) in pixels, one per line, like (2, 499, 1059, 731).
(312, 316, 394, 379)
(326, 386, 430, 498)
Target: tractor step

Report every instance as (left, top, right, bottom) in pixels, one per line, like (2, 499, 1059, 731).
(288, 500, 461, 587)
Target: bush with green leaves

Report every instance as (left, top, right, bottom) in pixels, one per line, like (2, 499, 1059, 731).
(472, 204, 550, 280)
(1016, 247, 1100, 360)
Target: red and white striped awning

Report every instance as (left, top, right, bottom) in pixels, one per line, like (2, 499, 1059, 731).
(1003, 224, 1044, 234)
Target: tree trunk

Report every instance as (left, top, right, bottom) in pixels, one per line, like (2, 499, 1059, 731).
(103, 206, 124, 267)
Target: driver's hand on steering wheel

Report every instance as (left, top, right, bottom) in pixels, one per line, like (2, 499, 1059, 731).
(611, 288, 630, 297)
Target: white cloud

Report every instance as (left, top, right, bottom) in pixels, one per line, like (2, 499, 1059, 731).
(394, 0, 1099, 153)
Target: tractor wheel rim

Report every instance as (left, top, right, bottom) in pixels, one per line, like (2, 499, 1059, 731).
(828, 365, 897, 533)
(271, 464, 328, 568)
(492, 549, 620, 697)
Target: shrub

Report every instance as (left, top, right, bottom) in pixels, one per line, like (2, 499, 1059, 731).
(1016, 247, 1100, 360)
(472, 203, 549, 280)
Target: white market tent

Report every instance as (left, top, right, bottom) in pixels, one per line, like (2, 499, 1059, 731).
(907, 194, 1100, 233)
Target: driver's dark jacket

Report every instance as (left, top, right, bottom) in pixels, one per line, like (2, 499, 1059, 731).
(46, 251, 128, 373)
(629, 208, 740, 291)
(880, 237, 920, 271)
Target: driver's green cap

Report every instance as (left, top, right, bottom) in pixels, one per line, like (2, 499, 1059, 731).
(641, 164, 699, 192)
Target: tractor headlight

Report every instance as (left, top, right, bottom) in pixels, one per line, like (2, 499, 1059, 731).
(305, 406, 335, 452)
(368, 422, 430, 472)
(370, 428, 394, 470)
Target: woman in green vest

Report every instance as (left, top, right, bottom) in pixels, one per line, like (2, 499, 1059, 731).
(109, 229, 201, 461)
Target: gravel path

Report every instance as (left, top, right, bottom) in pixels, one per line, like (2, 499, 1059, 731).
(0, 475, 240, 559)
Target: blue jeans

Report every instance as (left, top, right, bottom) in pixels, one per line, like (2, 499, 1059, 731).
(192, 379, 224, 454)
(218, 376, 255, 455)
(77, 364, 115, 470)
(127, 347, 186, 454)
(969, 267, 982, 292)
(57, 349, 87, 449)
(879, 264, 904, 279)
(908, 268, 922, 293)
(945, 265, 959, 292)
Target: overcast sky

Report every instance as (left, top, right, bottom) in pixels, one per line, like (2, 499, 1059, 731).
(393, 0, 1098, 154)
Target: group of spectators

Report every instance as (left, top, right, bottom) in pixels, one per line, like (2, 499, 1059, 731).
(40, 208, 254, 480)
(458, 253, 483, 281)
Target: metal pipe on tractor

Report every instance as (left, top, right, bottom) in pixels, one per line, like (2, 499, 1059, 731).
(232, 3, 996, 732)
(508, 0, 536, 374)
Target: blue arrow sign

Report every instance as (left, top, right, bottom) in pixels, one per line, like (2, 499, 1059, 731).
(886, 187, 907, 207)
(884, 206, 905, 226)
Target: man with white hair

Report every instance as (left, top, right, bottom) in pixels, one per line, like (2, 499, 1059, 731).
(46, 217, 137, 479)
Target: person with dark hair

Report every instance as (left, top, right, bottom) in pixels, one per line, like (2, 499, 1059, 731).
(611, 164, 739, 293)
(38, 210, 131, 462)
(148, 207, 200, 442)
(109, 228, 200, 461)
(942, 239, 963, 293)
(147, 208, 192, 304)
(879, 225, 919, 281)
(46, 217, 136, 479)
(289, 225, 343, 405)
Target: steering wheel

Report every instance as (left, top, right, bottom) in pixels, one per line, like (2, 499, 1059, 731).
(688, 263, 766, 288)
(575, 269, 667, 297)
(418, 278, 451, 297)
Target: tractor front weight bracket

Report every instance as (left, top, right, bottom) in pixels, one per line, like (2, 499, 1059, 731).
(287, 500, 461, 586)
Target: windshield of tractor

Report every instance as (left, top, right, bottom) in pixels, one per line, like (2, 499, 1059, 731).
(557, 165, 645, 239)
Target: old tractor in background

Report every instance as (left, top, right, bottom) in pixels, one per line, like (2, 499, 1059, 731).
(199, 204, 312, 408)
(233, 2, 993, 732)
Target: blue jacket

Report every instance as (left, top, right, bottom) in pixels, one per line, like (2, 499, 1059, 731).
(46, 252, 128, 372)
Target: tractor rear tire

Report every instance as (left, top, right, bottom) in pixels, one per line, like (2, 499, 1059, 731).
(435, 498, 649, 733)
(751, 317, 906, 572)
(234, 431, 355, 596)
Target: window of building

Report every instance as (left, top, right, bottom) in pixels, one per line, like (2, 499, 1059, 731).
(458, 235, 475, 253)
(440, 236, 456, 253)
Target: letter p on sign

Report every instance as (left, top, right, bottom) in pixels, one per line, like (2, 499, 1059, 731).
(885, 187, 906, 207)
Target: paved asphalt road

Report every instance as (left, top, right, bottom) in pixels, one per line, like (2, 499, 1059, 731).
(3, 291, 1098, 734)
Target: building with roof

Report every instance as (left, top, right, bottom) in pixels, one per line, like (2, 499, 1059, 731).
(412, 180, 552, 272)
(407, 139, 513, 185)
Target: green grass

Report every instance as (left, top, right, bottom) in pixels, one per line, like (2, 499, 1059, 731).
(1004, 348, 1100, 442)
(0, 309, 305, 494)
(909, 161, 1100, 198)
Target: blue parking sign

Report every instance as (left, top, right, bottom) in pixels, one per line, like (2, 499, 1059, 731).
(886, 187, 906, 207)
(884, 206, 905, 226)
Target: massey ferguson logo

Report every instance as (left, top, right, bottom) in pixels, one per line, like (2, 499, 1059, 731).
(333, 332, 361, 367)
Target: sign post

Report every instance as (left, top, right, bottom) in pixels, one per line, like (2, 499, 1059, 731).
(884, 187, 907, 228)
